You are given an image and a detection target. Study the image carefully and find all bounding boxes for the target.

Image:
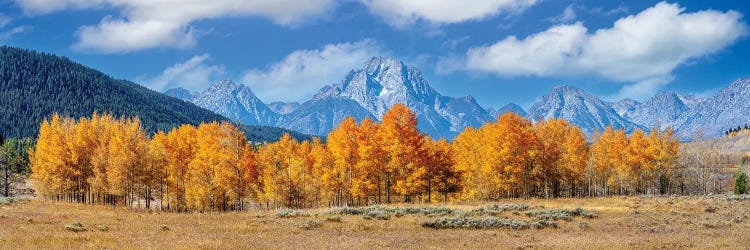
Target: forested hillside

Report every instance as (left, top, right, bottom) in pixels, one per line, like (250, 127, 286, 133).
(239, 124, 314, 143)
(0, 46, 314, 143)
(0, 46, 226, 138)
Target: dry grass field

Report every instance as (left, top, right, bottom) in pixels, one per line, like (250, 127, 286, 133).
(1, 196, 749, 249)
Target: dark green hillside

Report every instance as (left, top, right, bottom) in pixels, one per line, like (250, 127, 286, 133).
(0, 46, 226, 138)
(240, 125, 316, 143)
(0, 46, 314, 143)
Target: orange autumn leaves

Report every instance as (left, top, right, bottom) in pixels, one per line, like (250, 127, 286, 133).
(455, 113, 678, 199)
(30, 104, 679, 211)
(31, 113, 257, 211)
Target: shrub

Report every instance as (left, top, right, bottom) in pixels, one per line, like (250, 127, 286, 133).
(0, 197, 26, 205)
(524, 208, 597, 221)
(0, 197, 15, 205)
(364, 210, 391, 220)
(735, 172, 748, 195)
(421, 217, 530, 230)
(326, 207, 365, 215)
(65, 222, 85, 232)
(720, 194, 750, 201)
(299, 220, 322, 230)
(275, 209, 308, 218)
(464, 204, 530, 217)
(531, 220, 557, 229)
(325, 216, 342, 222)
(326, 206, 458, 218)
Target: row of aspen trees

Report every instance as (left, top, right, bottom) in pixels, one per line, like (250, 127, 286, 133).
(30, 104, 679, 211)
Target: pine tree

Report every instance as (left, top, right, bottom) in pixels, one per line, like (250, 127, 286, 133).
(735, 172, 748, 195)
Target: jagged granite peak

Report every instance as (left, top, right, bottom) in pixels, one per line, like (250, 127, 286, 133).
(164, 87, 196, 101)
(627, 92, 688, 130)
(488, 103, 527, 118)
(276, 97, 376, 136)
(267, 101, 301, 115)
(676, 93, 705, 109)
(312, 56, 491, 138)
(190, 79, 279, 125)
(527, 85, 642, 135)
(676, 78, 750, 139)
(609, 98, 640, 118)
(316, 56, 438, 116)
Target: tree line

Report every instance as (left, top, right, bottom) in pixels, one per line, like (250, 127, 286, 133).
(30, 105, 681, 211)
(0, 136, 33, 197)
(0, 46, 227, 139)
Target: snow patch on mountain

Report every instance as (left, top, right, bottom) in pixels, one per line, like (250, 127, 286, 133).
(527, 85, 642, 135)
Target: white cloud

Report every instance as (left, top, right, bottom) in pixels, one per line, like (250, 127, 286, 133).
(13, 0, 106, 14)
(360, 0, 537, 27)
(141, 54, 226, 92)
(0, 13, 12, 28)
(74, 17, 196, 53)
(14, 0, 336, 53)
(546, 4, 577, 23)
(241, 39, 383, 102)
(461, 2, 748, 100)
(0, 25, 33, 41)
(605, 75, 674, 101)
(466, 23, 587, 76)
(589, 4, 629, 16)
(440, 36, 470, 50)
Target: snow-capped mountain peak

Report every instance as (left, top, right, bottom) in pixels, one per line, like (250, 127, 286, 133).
(527, 85, 642, 135)
(308, 57, 490, 138)
(676, 78, 750, 139)
(609, 98, 640, 118)
(180, 79, 278, 125)
(625, 91, 688, 130)
(487, 103, 527, 118)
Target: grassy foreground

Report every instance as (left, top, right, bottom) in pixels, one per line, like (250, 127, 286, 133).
(0, 197, 748, 249)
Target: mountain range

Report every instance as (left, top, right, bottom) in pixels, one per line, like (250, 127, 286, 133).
(0, 46, 314, 142)
(169, 57, 495, 138)
(166, 56, 750, 141)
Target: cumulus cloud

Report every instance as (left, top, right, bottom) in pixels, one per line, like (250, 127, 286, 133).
(461, 2, 748, 100)
(241, 39, 383, 102)
(466, 23, 587, 76)
(360, 0, 537, 27)
(14, 0, 336, 53)
(141, 54, 226, 92)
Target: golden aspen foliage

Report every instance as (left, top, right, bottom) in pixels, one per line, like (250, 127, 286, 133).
(30, 114, 72, 198)
(378, 104, 426, 202)
(352, 118, 386, 204)
(148, 131, 169, 209)
(424, 138, 461, 202)
(484, 112, 540, 198)
(306, 137, 331, 207)
(453, 127, 492, 200)
(256, 134, 309, 208)
(325, 117, 358, 206)
(29, 103, 682, 210)
(164, 124, 197, 211)
(560, 124, 589, 196)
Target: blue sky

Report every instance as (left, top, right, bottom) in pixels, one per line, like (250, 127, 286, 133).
(0, 0, 748, 109)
